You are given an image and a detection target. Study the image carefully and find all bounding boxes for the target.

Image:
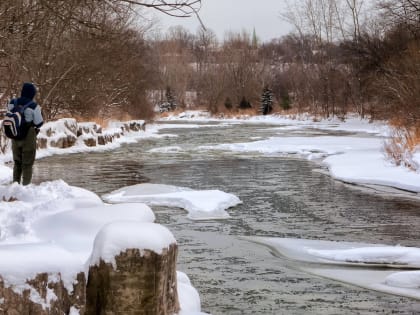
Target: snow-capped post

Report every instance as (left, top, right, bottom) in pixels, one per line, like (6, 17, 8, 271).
(86, 222, 179, 315)
(260, 86, 273, 115)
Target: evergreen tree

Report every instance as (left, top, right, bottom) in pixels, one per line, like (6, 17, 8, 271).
(239, 96, 252, 109)
(252, 27, 258, 48)
(260, 86, 273, 115)
(224, 97, 233, 110)
(158, 86, 177, 112)
(280, 92, 291, 111)
(165, 86, 177, 111)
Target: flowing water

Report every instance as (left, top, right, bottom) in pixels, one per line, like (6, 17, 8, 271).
(33, 121, 420, 314)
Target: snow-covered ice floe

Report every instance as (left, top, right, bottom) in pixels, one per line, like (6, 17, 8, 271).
(0, 180, 206, 314)
(248, 237, 420, 300)
(102, 183, 242, 220)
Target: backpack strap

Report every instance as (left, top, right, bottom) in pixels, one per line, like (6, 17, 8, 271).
(22, 100, 35, 110)
(12, 99, 35, 112)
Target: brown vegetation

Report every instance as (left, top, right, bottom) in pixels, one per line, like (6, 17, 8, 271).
(0, 0, 419, 165)
(0, 0, 200, 120)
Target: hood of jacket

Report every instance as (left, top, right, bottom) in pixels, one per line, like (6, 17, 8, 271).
(20, 83, 37, 100)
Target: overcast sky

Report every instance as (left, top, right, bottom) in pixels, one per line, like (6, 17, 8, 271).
(155, 0, 294, 42)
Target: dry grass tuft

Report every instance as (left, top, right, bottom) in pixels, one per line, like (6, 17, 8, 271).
(216, 108, 259, 118)
(384, 126, 420, 171)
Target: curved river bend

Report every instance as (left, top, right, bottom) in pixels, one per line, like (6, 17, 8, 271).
(34, 121, 420, 314)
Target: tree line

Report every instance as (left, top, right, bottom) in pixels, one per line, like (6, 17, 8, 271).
(156, 1, 419, 127)
(0, 0, 200, 120)
(0, 0, 418, 133)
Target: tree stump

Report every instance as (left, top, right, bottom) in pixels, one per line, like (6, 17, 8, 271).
(86, 245, 179, 315)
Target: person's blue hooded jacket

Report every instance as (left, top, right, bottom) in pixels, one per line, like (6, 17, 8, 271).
(8, 82, 43, 128)
(20, 82, 37, 103)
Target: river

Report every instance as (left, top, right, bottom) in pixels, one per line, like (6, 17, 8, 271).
(33, 120, 420, 314)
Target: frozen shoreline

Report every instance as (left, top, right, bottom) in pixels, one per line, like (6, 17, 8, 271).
(162, 111, 420, 195)
(1, 111, 419, 195)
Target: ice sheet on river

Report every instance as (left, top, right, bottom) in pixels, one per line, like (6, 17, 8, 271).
(102, 183, 242, 220)
(249, 237, 420, 300)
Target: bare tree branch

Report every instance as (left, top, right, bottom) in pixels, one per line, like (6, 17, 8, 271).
(106, 0, 202, 18)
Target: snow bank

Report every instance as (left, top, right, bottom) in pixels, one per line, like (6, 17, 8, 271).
(250, 237, 420, 300)
(163, 111, 387, 134)
(0, 164, 12, 185)
(0, 118, 147, 166)
(161, 110, 212, 121)
(385, 271, 420, 289)
(176, 271, 207, 315)
(0, 242, 82, 292)
(33, 203, 155, 260)
(307, 246, 420, 267)
(102, 183, 242, 220)
(178, 283, 203, 314)
(0, 181, 205, 313)
(0, 180, 103, 242)
(41, 118, 78, 146)
(0, 118, 151, 184)
(162, 110, 420, 193)
(324, 150, 420, 192)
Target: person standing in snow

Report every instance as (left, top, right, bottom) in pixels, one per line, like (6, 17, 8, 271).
(8, 82, 44, 185)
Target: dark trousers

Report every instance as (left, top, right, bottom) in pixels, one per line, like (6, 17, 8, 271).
(12, 127, 37, 185)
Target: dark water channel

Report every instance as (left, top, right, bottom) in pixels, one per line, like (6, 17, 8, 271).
(34, 121, 420, 314)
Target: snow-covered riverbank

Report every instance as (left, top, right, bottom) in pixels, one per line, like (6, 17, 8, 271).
(2, 111, 420, 194)
(0, 180, 211, 314)
(162, 111, 420, 194)
(0, 117, 213, 314)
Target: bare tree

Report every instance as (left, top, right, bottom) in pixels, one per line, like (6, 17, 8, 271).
(345, 0, 364, 40)
(222, 31, 262, 108)
(157, 26, 194, 108)
(0, 0, 202, 119)
(193, 28, 217, 75)
(109, 0, 202, 18)
(378, 0, 420, 30)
